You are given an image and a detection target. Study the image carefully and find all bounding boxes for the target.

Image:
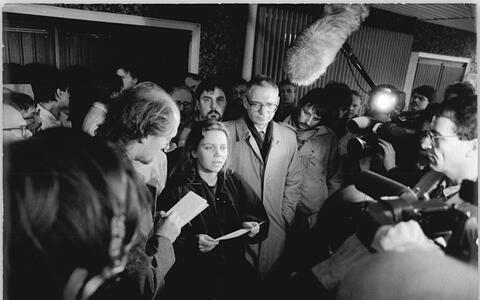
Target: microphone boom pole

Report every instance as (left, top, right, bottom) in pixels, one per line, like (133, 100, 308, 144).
(340, 42, 376, 89)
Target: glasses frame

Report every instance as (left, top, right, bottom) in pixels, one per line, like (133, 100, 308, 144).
(423, 130, 459, 148)
(246, 99, 278, 113)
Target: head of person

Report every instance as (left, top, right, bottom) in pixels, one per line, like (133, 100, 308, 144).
(184, 72, 202, 92)
(194, 78, 227, 121)
(26, 63, 70, 113)
(244, 75, 279, 129)
(3, 91, 37, 120)
(409, 85, 435, 112)
(179, 119, 230, 177)
(231, 78, 248, 105)
(348, 90, 363, 119)
(294, 88, 330, 130)
(170, 85, 194, 121)
(5, 128, 145, 300)
(116, 63, 139, 92)
(96, 82, 181, 164)
(324, 81, 354, 119)
(443, 81, 475, 102)
(278, 79, 296, 105)
(421, 94, 477, 184)
(3, 104, 33, 143)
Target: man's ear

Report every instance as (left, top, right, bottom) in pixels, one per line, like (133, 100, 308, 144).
(242, 97, 250, 110)
(191, 149, 198, 159)
(465, 138, 477, 158)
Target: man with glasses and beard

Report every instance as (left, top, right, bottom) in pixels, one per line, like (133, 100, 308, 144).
(282, 88, 343, 253)
(225, 75, 302, 285)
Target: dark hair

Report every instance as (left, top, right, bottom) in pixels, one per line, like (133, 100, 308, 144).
(3, 91, 36, 111)
(247, 74, 279, 100)
(6, 127, 146, 300)
(437, 94, 477, 140)
(232, 78, 248, 87)
(175, 119, 230, 176)
(278, 79, 294, 88)
(96, 82, 180, 147)
(324, 81, 353, 110)
(294, 88, 331, 124)
(194, 77, 226, 101)
(412, 85, 436, 103)
(443, 81, 475, 102)
(24, 63, 67, 103)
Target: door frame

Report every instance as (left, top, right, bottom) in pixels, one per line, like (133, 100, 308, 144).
(403, 51, 471, 106)
(3, 4, 201, 73)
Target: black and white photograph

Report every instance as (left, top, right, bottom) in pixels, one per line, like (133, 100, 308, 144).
(2, 2, 478, 300)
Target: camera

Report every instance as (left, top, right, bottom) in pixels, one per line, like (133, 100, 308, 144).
(355, 170, 474, 259)
(346, 116, 419, 159)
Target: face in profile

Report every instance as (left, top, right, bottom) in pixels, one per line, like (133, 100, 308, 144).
(197, 87, 227, 121)
(135, 117, 180, 164)
(3, 104, 32, 143)
(116, 68, 138, 91)
(244, 84, 279, 129)
(421, 116, 466, 181)
(193, 129, 228, 174)
(348, 95, 362, 119)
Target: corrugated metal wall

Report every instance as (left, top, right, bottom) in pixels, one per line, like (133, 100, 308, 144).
(3, 27, 56, 65)
(253, 5, 414, 101)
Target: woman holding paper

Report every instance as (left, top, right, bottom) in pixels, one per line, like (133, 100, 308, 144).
(157, 119, 269, 300)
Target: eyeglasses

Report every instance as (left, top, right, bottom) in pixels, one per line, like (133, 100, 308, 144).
(423, 130, 458, 148)
(246, 100, 278, 112)
(3, 125, 31, 138)
(163, 141, 177, 153)
(176, 101, 192, 108)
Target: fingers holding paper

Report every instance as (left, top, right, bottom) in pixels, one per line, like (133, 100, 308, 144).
(154, 211, 183, 243)
(197, 234, 219, 252)
(242, 221, 261, 237)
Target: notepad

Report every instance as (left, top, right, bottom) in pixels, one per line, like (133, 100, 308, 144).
(166, 191, 209, 227)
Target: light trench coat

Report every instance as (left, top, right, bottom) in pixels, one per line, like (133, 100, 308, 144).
(225, 118, 303, 279)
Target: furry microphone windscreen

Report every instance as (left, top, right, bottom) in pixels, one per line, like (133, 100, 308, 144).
(285, 4, 370, 86)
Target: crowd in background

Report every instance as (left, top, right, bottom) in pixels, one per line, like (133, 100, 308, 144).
(3, 61, 478, 300)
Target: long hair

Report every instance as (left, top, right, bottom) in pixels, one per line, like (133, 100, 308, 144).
(5, 128, 147, 300)
(173, 119, 231, 177)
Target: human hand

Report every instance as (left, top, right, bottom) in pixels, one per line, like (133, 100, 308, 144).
(153, 211, 183, 243)
(371, 220, 441, 253)
(197, 234, 219, 252)
(378, 138, 396, 171)
(242, 221, 261, 237)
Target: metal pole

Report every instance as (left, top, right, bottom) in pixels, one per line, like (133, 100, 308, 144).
(242, 4, 258, 81)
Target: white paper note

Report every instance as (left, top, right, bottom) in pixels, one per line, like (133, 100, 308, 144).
(166, 191, 209, 227)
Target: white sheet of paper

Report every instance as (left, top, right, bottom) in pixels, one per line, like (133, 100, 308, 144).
(214, 228, 250, 241)
(166, 191, 209, 227)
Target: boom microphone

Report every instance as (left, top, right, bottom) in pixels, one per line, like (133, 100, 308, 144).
(285, 4, 369, 86)
(354, 170, 417, 203)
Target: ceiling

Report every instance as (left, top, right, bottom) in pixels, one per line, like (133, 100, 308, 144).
(371, 3, 476, 33)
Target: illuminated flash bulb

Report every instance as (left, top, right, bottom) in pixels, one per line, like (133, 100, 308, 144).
(371, 93, 397, 113)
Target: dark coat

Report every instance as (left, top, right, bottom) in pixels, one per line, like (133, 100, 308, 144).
(156, 168, 269, 300)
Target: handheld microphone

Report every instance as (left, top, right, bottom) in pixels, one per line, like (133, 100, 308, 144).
(285, 4, 369, 86)
(354, 170, 417, 203)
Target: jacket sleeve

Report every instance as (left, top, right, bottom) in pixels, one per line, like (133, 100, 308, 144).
(125, 232, 175, 300)
(327, 135, 343, 196)
(232, 171, 269, 243)
(282, 140, 303, 226)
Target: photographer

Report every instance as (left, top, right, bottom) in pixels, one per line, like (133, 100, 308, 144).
(288, 94, 478, 299)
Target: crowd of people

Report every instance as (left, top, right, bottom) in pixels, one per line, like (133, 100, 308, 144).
(3, 61, 478, 300)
